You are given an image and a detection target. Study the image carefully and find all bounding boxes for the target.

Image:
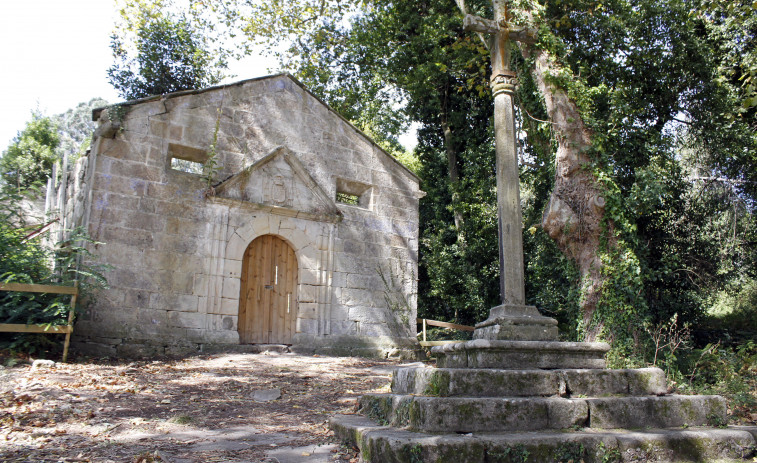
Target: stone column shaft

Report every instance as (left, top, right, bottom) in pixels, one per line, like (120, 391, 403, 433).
(493, 89, 526, 306)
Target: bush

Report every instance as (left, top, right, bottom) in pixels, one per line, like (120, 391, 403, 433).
(0, 191, 107, 356)
(647, 313, 757, 424)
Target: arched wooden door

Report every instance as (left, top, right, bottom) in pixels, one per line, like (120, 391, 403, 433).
(238, 235, 298, 344)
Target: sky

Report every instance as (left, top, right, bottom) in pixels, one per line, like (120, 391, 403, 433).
(0, 0, 280, 151)
(0, 1, 415, 152)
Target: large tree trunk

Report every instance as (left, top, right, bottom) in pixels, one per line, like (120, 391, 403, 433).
(520, 45, 613, 340)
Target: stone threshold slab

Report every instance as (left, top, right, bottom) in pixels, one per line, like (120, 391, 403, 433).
(392, 367, 668, 397)
(359, 393, 727, 433)
(432, 339, 610, 369)
(331, 414, 757, 463)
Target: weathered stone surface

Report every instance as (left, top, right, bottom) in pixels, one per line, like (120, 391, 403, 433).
(588, 395, 727, 429)
(54, 74, 423, 356)
(392, 367, 560, 397)
(615, 428, 756, 462)
(432, 339, 610, 369)
(562, 368, 668, 397)
(331, 414, 757, 463)
(475, 304, 561, 341)
(359, 394, 589, 432)
(473, 318, 559, 341)
(391, 367, 668, 398)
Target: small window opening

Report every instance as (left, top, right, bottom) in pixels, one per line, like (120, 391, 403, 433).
(169, 143, 209, 175)
(171, 158, 204, 174)
(336, 192, 360, 205)
(336, 178, 372, 209)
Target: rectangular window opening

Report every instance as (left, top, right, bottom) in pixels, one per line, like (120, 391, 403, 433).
(168, 143, 209, 175)
(335, 178, 372, 209)
(171, 157, 204, 174)
(336, 192, 360, 205)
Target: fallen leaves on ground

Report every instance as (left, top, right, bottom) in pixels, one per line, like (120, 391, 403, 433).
(0, 352, 399, 462)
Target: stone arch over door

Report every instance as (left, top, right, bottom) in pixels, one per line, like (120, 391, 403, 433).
(238, 234, 298, 344)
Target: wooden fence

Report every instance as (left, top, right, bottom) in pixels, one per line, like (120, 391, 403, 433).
(0, 282, 78, 362)
(417, 318, 474, 347)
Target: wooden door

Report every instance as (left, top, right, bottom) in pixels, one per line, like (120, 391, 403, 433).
(238, 235, 298, 344)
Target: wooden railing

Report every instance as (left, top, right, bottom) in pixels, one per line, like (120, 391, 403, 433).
(417, 318, 474, 347)
(0, 282, 78, 362)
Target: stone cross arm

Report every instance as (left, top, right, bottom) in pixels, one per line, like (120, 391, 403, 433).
(463, 14, 537, 44)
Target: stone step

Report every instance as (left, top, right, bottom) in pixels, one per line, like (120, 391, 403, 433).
(392, 367, 668, 397)
(432, 339, 610, 369)
(359, 393, 727, 433)
(331, 414, 757, 463)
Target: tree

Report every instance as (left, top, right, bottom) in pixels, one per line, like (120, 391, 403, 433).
(52, 98, 109, 161)
(107, 2, 227, 100)
(701, 0, 757, 127)
(0, 114, 60, 194)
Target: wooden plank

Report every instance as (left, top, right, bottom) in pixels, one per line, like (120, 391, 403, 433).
(251, 236, 265, 343)
(285, 242, 297, 343)
(0, 324, 72, 334)
(238, 241, 251, 343)
(419, 340, 464, 347)
(260, 235, 273, 343)
(416, 318, 475, 332)
(0, 283, 78, 295)
(272, 236, 284, 343)
(273, 237, 284, 343)
(253, 236, 264, 343)
(62, 287, 77, 363)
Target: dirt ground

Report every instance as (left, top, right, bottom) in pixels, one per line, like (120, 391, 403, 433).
(0, 351, 410, 463)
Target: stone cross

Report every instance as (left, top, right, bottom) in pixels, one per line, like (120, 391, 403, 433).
(464, 1, 536, 306)
(463, 1, 558, 341)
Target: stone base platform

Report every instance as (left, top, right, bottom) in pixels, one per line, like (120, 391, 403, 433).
(330, 308, 751, 462)
(331, 414, 757, 463)
(392, 367, 668, 397)
(432, 339, 610, 369)
(358, 393, 726, 433)
(473, 304, 560, 341)
(331, 353, 754, 461)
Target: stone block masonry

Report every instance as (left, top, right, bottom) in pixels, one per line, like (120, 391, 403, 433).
(49, 74, 423, 359)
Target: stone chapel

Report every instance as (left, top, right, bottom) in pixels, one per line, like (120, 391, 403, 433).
(50, 74, 423, 358)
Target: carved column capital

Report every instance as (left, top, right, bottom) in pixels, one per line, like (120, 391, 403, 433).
(491, 71, 518, 97)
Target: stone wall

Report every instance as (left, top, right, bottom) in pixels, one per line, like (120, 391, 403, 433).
(58, 74, 422, 358)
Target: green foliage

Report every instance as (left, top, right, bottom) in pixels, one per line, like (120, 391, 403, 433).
(642, 311, 757, 424)
(706, 278, 757, 332)
(51, 98, 110, 161)
(489, 444, 530, 463)
(554, 442, 587, 463)
(0, 113, 60, 193)
(403, 443, 423, 463)
(683, 341, 757, 420)
(524, 228, 582, 339)
(597, 442, 622, 463)
(108, 1, 227, 100)
(0, 191, 108, 355)
(700, 0, 757, 127)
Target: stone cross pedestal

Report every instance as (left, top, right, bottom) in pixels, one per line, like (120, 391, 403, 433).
(464, 2, 558, 342)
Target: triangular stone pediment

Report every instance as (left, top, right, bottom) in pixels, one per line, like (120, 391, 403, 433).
(214, 146, 342, 223)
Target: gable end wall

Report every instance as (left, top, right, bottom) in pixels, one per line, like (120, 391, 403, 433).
(63, 75, 421, 359)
